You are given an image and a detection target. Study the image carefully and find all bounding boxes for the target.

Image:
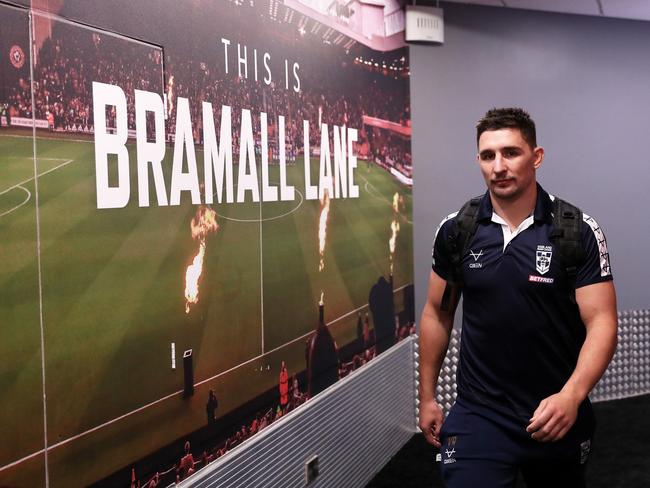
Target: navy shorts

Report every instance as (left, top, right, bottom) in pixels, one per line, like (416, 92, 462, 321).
(439, 399, 593, 488)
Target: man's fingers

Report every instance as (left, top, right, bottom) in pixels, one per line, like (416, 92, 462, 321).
(419, 417, 442, 436)
(430, 435, 441, 448)
(555, 425, 570, 441)
(531, 400, 547, 420)
(419, 400, 444, 447)
(527, 393, 580, 442)
(547, 424, 565, 442)
(527, 408, 552, 433)
(527, 402, 547, 431)
(531, 420, 560, 442)
(531, 412, 574, 442)
(422, 429, 441, 447)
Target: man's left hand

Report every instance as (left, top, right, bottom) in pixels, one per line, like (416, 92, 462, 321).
(526, 390, 580, 442)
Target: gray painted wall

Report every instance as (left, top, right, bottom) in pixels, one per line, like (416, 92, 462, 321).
(411, 3, 650, 316)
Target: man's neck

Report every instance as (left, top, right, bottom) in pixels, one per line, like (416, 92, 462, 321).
(490, 185, 537, 231)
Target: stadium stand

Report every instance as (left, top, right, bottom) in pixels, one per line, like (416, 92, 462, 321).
(1, 15, 412, 180)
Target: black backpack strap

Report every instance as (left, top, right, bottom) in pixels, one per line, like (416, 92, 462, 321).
(550, 197, 585, 302)
(440, 196, 482, 311)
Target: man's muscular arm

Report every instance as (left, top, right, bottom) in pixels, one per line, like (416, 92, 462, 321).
(527, 281, 617, 442)
(419, 270, 458, 447)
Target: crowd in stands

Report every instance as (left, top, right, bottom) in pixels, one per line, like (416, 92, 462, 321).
(2, 18, 411, 171)
(129, 310, 414, 487)
(164, 53, 409, 158)
(370, 131, 413, 179)
(130, 370, 308, 487)
(339, 310, 415, 378)
(3, 23, 161, 131)
(2, 77, 32, 120)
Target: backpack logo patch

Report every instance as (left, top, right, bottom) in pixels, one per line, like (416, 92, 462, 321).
(536, 245, 552, 275)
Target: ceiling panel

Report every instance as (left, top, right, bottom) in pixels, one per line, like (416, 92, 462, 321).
(442, 0, 505, 6)
(440, 0, 650, 22)
(504, 0, 600, 17)
(601, 0, 650, 21)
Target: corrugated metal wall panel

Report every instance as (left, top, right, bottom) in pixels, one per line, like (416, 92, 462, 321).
(184, 336, 417, 488)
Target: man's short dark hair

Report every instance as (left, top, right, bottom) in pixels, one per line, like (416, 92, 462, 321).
(476, 107, 537, 148)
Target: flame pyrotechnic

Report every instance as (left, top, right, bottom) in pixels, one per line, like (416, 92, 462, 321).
(185, 206, 219, 313)
(185, 244, 206, 311)
(392, 192, 400, 213)
(389, 192, 402, 275)
(318, 189, 331, 272)
(166, 75, 175, 117)
(190, 205, 218, 241)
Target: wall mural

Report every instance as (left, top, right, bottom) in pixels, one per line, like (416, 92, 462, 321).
(0, 0, 413, 485)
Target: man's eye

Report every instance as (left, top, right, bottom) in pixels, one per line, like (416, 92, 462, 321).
(504, 150, 519, 158)
(480, 153, 494, 161)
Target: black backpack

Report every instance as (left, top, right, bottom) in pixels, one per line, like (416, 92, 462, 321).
(440, 196, 585, 311)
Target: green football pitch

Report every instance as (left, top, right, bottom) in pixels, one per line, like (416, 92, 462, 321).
(0, 131, 413, 486)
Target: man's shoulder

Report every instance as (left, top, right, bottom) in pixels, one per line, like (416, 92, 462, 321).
(580, 211, 606, 234)
(433, 194, 487, 238)
(431, 210, 460, 251)
(434, 210, 460, 231)
(547, 192, 606, 236)
(547, 193, 613, 279)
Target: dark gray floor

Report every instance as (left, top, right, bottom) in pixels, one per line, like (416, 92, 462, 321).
(367, 394, 650, 488)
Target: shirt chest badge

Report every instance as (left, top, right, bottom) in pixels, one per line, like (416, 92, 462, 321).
(469, 249, 483, 269)
(529, 245, 555, 284)
(535, 245, 553, 275)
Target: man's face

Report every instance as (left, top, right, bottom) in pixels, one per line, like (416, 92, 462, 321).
(477, 128, 543, 201)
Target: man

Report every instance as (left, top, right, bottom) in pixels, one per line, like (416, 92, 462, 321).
(419, 108, 617, 487)
(206, 389, 218, 426)
(279, 361, 289, 411)
(369, 276, 395, 354)
(177, 440, 195, 481)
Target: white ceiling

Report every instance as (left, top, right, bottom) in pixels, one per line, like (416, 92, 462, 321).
(441, 0, 650, 22)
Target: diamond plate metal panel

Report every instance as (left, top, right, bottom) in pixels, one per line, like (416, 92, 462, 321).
(592, 309, 650, 401)
(434, 328, 461, 415)
(417, 310, 650, 417)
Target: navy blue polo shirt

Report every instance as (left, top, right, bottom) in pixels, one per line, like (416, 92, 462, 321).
(432, 184, 613, 433)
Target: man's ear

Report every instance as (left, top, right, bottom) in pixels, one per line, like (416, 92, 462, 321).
(533, 146, 544, 170)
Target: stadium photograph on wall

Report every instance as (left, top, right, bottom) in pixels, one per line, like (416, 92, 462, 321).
(0, 0, 413, 485)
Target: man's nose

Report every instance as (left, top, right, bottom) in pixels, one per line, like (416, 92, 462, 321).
(493, 154, 506, 173)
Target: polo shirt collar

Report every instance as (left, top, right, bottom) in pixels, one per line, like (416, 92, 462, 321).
(475, 183, 553, 224)
(533, 184, 554, 223)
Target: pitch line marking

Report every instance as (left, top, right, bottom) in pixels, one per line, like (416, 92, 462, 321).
(0, 158, 74, 196)
(0, 158, 75, 221)
(5, 156, 73, 160)
(28, 23, 52, 481)
(212, 187, 305, 223)
(358, 173, 413, 224)
(1, 133, 94, 144)
(0, 185, 31, 217)
(363, 179, 388, 203)
(0, 284, 409, 474)
(259, 176, 264, 354)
